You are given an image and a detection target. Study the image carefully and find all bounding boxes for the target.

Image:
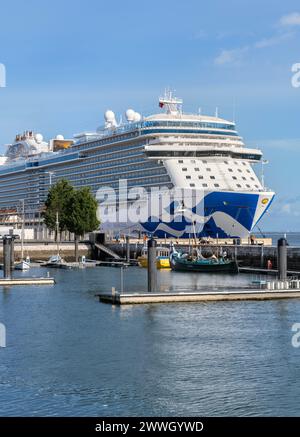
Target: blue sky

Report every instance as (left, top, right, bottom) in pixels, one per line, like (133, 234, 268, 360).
(0, 0, 300, 231)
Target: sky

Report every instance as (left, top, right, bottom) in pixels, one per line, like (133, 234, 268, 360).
(0, 0, 300, 231)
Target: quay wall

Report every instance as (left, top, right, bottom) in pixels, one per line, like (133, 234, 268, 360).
(107, 242, 300, 271)
(3, 237, 300, 271)
(0, 242, 91, 262)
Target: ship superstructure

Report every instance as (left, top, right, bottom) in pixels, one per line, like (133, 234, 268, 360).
(0, 92, 274, 238)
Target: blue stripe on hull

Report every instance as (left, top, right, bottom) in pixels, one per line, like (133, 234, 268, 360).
(139, 191, 272, 238)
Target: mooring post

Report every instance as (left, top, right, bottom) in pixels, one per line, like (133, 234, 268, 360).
(126, 235, 130, 263)
(260, 244, 264, 268)
(277, 238, 287, 280)
(148, 238, 157, 293)
(9, 229, 14, 269)
(3, 237, 12, 279)
(120, 266, 124, 293)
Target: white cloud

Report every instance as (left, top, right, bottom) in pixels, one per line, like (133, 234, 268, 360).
(250, 139, 300, 151)
(270, 197, 300, 218)
(279, 202, 300, 217)
(279, 12, 300, 27)
(214, 14, 298, 66)
(214, 46, 248, 65)
(255, 32, 293, 48)
(282, 204, 292, 214)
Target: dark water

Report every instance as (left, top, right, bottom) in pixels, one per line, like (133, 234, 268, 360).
(1, 265, 300, 417)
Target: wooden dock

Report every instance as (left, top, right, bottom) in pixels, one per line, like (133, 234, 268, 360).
(96, 288, 300, 305)
(239, 267, 300, 276)
(0, 277, 55, 286)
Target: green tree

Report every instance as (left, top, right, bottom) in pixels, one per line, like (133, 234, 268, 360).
(42, 179, 74, 239)
(65, 186, 100, 261)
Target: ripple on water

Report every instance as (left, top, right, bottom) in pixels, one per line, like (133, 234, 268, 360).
(0, 267, 300, 416)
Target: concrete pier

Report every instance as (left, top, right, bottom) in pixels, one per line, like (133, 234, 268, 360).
(0, 277, 55, 286)
(97, 288, 300, 305)
(239, 267, 300, 276)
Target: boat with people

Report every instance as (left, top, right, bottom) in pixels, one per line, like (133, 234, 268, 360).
(14, 257, 31, 271)
(169, 245, 239, 273)
(138, 245, 171, 269)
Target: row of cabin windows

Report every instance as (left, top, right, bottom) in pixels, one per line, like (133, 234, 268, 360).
(181, 166, 252, 175)
(224, 160, 247, 166)
(187, 177, 259, 189)
(188, 182, 258, 189)
(179, 160, 259, 189)
(189, 183, 220, 188)
(185, 174, 257, 182)
(182, 167, 200, 172)
(185, 174, 256, 183)
(178, 159, 249, 166)
(182, 168, 255, 181)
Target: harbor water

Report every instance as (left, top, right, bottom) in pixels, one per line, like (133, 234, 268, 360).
(1, 263, 300, 417)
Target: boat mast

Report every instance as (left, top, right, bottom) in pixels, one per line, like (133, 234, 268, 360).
(20, 199, 25, 260)
(56, 211, 60, 256)
(192, 220, 197, 247)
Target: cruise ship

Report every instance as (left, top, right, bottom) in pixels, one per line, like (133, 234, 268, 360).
(0, 92, 274, 238)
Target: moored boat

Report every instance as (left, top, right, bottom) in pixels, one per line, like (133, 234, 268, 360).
(43, 255, 71, 269)
(169, 246, 238, 273)
(14, 260, 31, 271)
(138, 246, 170, 269)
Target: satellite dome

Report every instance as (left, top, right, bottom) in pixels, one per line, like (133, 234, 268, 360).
(35, 133, 43, 143)
(104, 110, 116, 122)
(125, 109, 135, 122)
(56, 134, 64, 140)
(134, 112, 141, 122)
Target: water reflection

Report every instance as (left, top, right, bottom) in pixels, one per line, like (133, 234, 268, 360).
(0, 267, 300, 416)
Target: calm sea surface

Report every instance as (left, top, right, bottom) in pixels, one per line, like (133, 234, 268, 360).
(1, 235, 300, 416)
(263, 232, 300, 246)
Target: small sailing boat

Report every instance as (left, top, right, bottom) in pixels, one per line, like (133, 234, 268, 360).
(169, 244, 239, 273)
(43, 212, 70, 269)
(15, 257, 31, 271)
(44, 254, 70, 269)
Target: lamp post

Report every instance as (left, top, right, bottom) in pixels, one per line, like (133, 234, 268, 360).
(45, 171, 55, 186)
(261, 159, 269, 190)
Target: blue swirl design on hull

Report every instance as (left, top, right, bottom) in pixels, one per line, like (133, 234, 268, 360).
(140, 191, 273, 238)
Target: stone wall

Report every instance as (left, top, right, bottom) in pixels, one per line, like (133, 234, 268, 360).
(107, 242, 300, 271)
(0, 242, 91, 262)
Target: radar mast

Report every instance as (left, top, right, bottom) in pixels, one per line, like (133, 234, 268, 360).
(159, 89, 183, 115)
